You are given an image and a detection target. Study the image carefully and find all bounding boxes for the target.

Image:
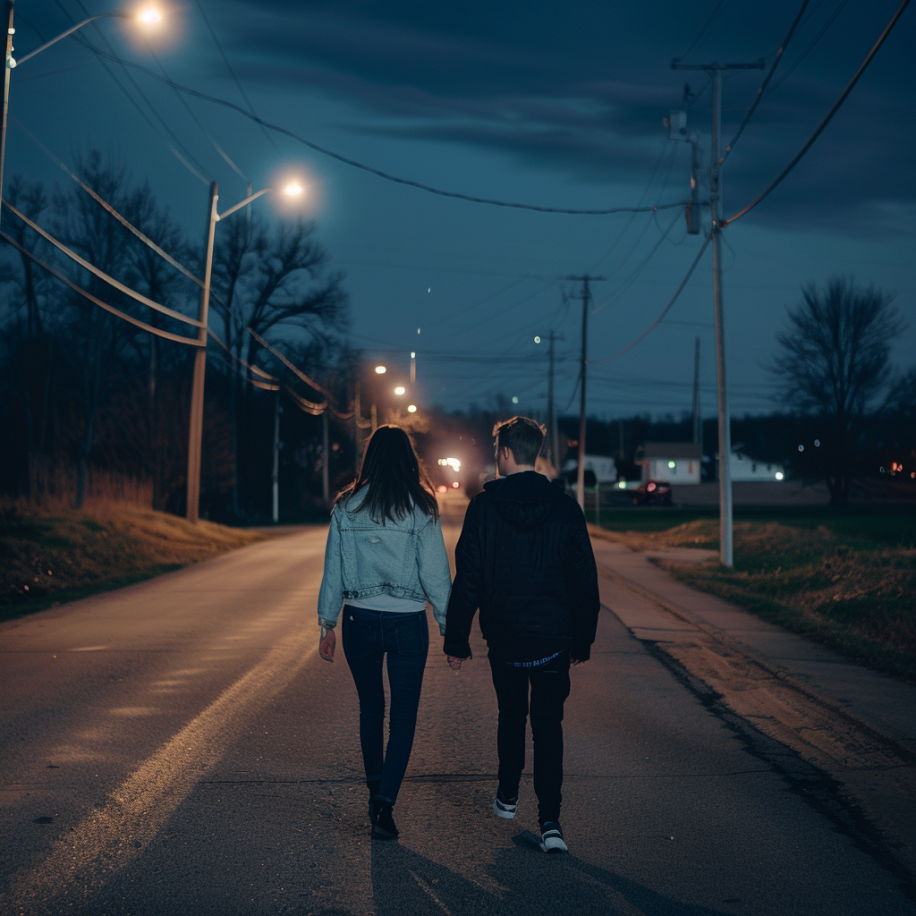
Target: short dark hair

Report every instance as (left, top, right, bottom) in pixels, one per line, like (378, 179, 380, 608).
(493, 416, 545, 466)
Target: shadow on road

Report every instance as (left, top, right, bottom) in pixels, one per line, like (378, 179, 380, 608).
(369, 832, 735, 916)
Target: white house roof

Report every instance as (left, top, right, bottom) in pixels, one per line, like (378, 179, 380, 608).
(641, 441, 703, 460)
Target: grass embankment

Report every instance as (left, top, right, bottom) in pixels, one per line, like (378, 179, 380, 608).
(596, 508, 916, 682)
(0, 503, 267, 622)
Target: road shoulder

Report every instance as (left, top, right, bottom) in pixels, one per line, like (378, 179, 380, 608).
(590, 534, 916, 889)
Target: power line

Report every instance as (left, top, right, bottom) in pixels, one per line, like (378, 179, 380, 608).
(766, 0, 853, 97)
(2, 199, 202, 327)
(193, 0, 279, 152)
(0, 228, 203, 345)
(723, 0, 912, 227)
(589, 236, 711, 365)
(69, 46, 690, 217)
(721, 0, 811, 165)
(10, 116, 205, 290)
(678, 0, 728, 61)
(145, 44, 250, 184)
(50, 0, 212, 183)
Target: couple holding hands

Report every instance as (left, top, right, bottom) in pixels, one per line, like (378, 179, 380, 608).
(317, 417, 600, 854)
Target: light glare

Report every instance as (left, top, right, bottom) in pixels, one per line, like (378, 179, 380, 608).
(283, 181, 304, 196)
(375, 366, 387, 374)
(138, 6, 162, 24)
(394, 386, 406, 395)
(407, 405, 417, 413)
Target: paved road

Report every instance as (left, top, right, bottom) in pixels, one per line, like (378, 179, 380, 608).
(1, 501, 914, 915)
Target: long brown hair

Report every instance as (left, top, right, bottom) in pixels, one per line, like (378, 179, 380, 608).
(337, 425, 439, 523)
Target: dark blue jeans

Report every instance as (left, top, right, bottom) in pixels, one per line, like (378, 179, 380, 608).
(342, 605, 429, 805)
(488, 651, 571, 826)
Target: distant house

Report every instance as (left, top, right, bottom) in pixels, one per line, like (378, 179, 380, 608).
(561, 454, 618, 485)
(726, 446, 786, 482)
(637, 442, 702, 485)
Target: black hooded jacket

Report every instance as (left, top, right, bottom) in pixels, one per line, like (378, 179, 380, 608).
(443, 471, 600, 662)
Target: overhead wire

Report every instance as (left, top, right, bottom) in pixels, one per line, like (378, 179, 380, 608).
(724, 0, 912, 227)
(0, 228, 204, 345)
(68, 46, 690, 217)
(193, 0, 279, 152)
(10, 116, 206, 290)
(678, 0, 728, 61)
(721, 0, 811, 165)
(145, 44, 250, 184)
(2, 199, 203, 327)
(590, 209, 682, 316)
(588, 235, 711, 365)
(49, 0, 211, 183)
(766, 0, 853, 97)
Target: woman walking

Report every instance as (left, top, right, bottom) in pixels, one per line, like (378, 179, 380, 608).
(317, 425, 451, 840)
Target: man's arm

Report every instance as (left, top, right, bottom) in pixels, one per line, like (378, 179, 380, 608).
(443, 497, 483, 659)
(567, 510, 600, 662)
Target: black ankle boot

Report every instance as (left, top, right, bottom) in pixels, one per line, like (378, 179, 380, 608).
(371, 800, 398, 840)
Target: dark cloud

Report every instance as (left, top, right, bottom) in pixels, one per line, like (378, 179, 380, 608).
(216, 0, 914, 228)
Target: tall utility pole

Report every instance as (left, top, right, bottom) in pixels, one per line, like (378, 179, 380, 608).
(545, 331, 563, 471)
(692, 337, 701, 445)
(186, 181, 218, 523)
(271, 392, 281, 523)
(321, 408, 330, 506)
(0, 1, 14, 233)
(672, 59, 764, 567)
(567, 275, 604, 510)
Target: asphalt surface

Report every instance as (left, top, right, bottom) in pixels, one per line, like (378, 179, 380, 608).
(1, 497, 914, 915)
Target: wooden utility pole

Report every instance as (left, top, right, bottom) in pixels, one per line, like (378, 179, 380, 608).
(546, 331, 563, 470)
(672, 58, 764, 567)
(567, 275, 604, 510)
(186, 181, 218, 523)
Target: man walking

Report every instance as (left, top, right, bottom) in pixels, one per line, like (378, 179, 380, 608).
(444, 416, 600, 853)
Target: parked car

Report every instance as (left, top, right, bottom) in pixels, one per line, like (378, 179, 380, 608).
(632, 479, 672, 506)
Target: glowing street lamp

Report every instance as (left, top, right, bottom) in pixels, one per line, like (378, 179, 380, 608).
(186, 178, 306, 522)
(394, 386, 406, 396)
(375, 366, 387, 374)
(1, 3, 165, 231)
(407, 405, 417, 414)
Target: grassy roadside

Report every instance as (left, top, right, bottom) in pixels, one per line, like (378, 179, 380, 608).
(595, 508, 916, 683)
(0, 503, 270, 622)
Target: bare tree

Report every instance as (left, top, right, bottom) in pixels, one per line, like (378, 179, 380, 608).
(52, 151, 143, 507)
(770, 276, 905, 505)
(211, 210, 349, 515)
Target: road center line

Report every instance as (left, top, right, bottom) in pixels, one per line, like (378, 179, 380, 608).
(8, 626, 316, 911)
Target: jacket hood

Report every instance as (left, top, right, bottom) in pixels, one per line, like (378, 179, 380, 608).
(484, 471, 563, 528)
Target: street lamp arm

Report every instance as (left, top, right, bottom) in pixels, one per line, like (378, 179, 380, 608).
(15, 13, 131, 66)
(217, 188, 272, 221)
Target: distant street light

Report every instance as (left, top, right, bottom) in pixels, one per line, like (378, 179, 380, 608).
(407, 405, 417, 414)
(1, 1, 165, 231)
(186, 179, 305, 523)
(375, 365, 387, 374)
(394, 386, 406, 396)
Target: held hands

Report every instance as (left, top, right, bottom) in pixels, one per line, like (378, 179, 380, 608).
(447, 655, 465, 671)
(319, 627, 336, 662)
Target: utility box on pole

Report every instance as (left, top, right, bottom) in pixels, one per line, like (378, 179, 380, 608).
(666, 109, 688, 140)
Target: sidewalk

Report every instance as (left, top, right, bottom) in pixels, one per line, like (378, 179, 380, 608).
(590, 533, 916, 881)
(590, 536, 916, 751)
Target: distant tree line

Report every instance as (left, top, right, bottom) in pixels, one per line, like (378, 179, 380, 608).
(0, 151, 356, 519)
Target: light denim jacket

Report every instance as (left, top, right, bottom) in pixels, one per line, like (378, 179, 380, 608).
(317, 489, 452, 634)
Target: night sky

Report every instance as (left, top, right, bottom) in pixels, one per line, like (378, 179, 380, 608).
(5, 0, 915, 419)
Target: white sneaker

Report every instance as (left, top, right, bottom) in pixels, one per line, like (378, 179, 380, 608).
(493, 789, 518, 819)
(540, 821, 568, 853)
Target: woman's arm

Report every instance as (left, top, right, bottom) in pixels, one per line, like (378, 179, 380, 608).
(417, 515, 453, 636)
(317, 509, 344, 630)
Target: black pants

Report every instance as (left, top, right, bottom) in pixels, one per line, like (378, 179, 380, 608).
(488, 651, 571, 826)
(342, 606, 429, 805)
